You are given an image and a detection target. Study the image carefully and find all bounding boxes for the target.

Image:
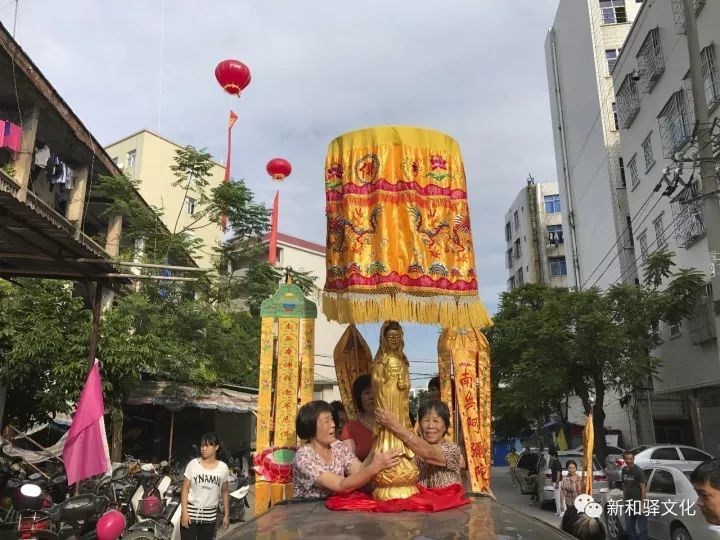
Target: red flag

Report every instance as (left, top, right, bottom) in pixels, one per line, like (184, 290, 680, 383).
(221, 110, 238, 232)
(62, 360, 110, 485)
(269, 191, 279, 265)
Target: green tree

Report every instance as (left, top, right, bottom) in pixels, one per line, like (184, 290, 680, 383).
(489, 253, 704, 462)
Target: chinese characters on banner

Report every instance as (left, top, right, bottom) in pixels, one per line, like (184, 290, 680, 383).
(299, 319, 315, 407)
(273, 319, 300, 447)
(443, 328, 492, 493)
(256, 317, 275, 450)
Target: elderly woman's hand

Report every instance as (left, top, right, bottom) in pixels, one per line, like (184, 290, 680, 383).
(371, 449, 402, 472)
(375, 408, 402, 430)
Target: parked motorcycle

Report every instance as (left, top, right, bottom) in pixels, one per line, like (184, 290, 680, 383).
(12, 479, 110, 540)
(123, 482, 182, 540)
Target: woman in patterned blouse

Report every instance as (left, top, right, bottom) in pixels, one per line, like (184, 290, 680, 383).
(375, 400, 465, 489)
(292, 400, 401, 499)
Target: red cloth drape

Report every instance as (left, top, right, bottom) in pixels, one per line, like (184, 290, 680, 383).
(325, 483, 469, 513)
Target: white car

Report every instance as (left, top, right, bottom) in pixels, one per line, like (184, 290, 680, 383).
(607, 445, 714, 485)
(603, 466, 716, 540)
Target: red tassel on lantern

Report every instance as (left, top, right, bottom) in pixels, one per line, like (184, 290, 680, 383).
(215, 60, 251, 97)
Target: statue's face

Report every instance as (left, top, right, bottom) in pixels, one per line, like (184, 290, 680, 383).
(385, 328, 402, 351)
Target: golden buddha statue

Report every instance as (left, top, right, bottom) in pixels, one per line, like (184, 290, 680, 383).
(370, 321, 419, 500)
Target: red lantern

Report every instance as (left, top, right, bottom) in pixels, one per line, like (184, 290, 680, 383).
(215, 60, 251, 97)
(266, 158, 292, 181)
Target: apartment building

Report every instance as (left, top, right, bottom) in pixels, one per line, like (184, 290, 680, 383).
(504, 179, 569, 290)
(106, 130, 225, 268)
(545, 0, 644, 290)
(612, 0, 720, 453)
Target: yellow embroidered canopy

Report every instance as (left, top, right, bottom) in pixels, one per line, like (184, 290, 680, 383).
(323, 126, 492, 329)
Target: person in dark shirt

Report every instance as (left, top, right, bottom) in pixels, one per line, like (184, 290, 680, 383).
(621, 450, 647, 540)
(690, 458, 720, 526)
(549, 449, 564, 516)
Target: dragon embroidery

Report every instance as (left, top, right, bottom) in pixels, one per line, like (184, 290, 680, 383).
(327, 205, 383, 254)
(408, 205, 450, 257)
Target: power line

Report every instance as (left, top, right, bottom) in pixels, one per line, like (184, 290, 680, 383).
(585, 130, 719, 289)
(560, 29, 685, 273)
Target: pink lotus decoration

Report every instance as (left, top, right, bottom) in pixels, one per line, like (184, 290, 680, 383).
(253, 446, 297, 483)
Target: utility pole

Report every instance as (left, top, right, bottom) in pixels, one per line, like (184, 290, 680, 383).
(682, 0, 720, 328)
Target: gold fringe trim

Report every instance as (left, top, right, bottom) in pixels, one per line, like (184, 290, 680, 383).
(323, 292, 493, 329)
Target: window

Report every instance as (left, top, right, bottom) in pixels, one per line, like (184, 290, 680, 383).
(506, 249, 513, 269)
(126, 149, 137, 169)
(514, 210, 520, 230)
(505, 221, 512, 242)
(600, 0, 627, 24)
(651, 447, 681, 460)
(507, 276, 516, 291)
(701, 44, 720, 108)
(619, 157, 627, 187)
(654, 214, 667, 248)
(517, 268, 524, 286)
(670, 321, 682, 337)
(626, 216, 635, 246)
(513, 239, 521, 260)
(185, 196, 196, 215)
(638, 231, 648, 262)
(605, 49, 621, 73)
(612, 102, 619, 130)
(112, 156, 119, 165)
(637, 28, 664, 92)
(544, 194, 561, 213)
(658, 90, 694, 158)
(649, 469, 676, 494)
(617, 74, 641, 128)
(680, 447, 712, 461)
(628, 155, 640, 188)
(642, 133, 655, 171)
(550, 257, 567, 277)
(547, 224, 564, 245)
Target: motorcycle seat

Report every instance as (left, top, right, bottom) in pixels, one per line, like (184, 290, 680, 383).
(51, 494, 108, 523)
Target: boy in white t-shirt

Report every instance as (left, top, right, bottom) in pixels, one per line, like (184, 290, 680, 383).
(181, 433, 230, 540)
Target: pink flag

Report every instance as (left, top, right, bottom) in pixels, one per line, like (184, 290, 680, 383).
(63, 359, 110, 485)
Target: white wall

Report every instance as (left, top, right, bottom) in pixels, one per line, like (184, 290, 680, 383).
(545, 0, 642, 291)
(612, 0, 720, 396)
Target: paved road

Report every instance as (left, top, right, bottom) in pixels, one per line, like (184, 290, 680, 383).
(491, 466, 563, 529)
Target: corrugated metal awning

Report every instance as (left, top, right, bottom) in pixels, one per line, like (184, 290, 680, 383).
(126, 381, 257, 415)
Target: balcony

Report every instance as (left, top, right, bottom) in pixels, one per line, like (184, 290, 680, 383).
(658, 90, 694, 158)
(637, 28, 664, 93)
(671, 0, 708, 34)
(617, 74, 641, 128)
(670, 180, 705, 248)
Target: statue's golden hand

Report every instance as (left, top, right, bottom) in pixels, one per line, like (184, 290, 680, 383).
(397, 381, 408, 391)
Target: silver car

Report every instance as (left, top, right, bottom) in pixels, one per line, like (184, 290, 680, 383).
(536, 451, 609, 507)
(607, 445, 714, 485)
(603, 466, 716, 540)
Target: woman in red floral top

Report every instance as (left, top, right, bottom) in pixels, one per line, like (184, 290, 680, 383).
(376, 400, 465, 489)
(292, 401, 400, 499)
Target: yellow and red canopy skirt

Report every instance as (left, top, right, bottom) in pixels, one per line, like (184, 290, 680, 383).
(323, 126, 492, 329)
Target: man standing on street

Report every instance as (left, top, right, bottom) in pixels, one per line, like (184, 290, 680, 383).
(549, 448, 563, 517)
(622, 450, 647, 540)
(690, 458, 720, 527)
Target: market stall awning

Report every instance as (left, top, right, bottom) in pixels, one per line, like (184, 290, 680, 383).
(126, 381, 258, 415)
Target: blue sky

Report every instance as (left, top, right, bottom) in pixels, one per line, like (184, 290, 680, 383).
(1, 1, 561, 387)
